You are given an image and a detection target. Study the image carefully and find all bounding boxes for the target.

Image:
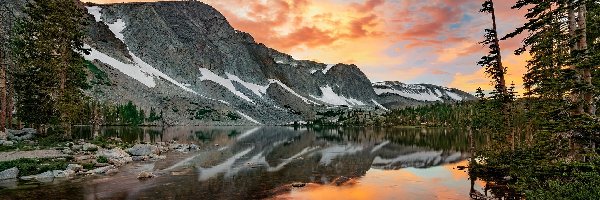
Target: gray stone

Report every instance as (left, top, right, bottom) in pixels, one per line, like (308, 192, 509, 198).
(3, 141, 13, 146)
(149, 154, 166, 160)
(132, 156, 149, 161)
(97, 147, 132, 166)
(127, 144, 159, 156)
(24, 171, 55, 182)
(66, 164, 83, 172)
(52, 170, 69, 178)
(0, 167, 19, 180)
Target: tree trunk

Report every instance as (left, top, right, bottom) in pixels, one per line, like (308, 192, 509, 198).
(568, 2, 584, 115)
(577, 4, 595, 116)
(0, 53, 5, 133)
(490, 0, 508, 96)
(6, 74, 13, 129)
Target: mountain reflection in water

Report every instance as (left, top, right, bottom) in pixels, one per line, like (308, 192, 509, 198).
(0, 126, 487, 200)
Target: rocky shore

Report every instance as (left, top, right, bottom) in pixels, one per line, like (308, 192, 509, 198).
(0, 129, 200, 187)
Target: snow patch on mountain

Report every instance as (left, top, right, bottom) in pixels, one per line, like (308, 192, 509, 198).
(374, 88, 441, 102)
(83, 45, 156, 87)
(85, 6, 197, 94)
(269, 80, 319, 104)
(198, 68, 254, 102)
(446, 92, 463, 101)
(371, 99, 389, 111)
(86, 6, 102, 22)
(322, 64, 335, 74)
(236, 111, 261, 124)
(311, 85, 366, 106)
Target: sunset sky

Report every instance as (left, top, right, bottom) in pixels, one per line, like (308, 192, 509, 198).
(84, 0, 529, 93)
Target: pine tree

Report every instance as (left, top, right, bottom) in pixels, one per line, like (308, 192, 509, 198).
(478, 0, 509, 102)
(11, 0, 89, 134)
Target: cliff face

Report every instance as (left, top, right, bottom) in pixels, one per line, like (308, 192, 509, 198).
(2, 1, 475, 125)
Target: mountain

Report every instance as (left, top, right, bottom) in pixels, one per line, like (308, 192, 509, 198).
(1, 1, 475, 125)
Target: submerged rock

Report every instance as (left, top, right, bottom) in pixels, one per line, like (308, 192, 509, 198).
(21, 171, 55, 182)
(0, 167, 19, 180)
(89, 165, 116, 175)
(291, 182, 306, 187)
(137, 171, 154, 179)
(333, 176, 350, 186)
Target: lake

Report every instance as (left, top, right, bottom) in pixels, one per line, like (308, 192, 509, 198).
(0, 126, 491, 199)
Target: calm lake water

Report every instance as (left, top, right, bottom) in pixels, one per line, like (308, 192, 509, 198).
(0, 126, 490, 200)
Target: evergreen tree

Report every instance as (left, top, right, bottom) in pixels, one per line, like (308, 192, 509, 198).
(478, 0, 509, 102)
(11, 0, 89, 134)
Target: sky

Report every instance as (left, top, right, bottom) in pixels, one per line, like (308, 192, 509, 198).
(83, 0, 530, 93)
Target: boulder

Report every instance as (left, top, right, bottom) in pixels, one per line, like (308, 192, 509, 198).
(52, 170, 73, 178)
(0, 167, 19, 180)
(127, 144, 159, 156)
(97, 148, 132, 166)
(3, 141, 13, 146)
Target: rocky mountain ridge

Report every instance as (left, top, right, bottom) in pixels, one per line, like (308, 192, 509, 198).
(1, 0, 476, 125)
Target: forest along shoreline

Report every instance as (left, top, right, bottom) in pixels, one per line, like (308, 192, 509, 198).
(0, 128, 204, 187)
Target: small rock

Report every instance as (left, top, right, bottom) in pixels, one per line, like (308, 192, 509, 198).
(66, 164, 83, 172)
(0, 131, 6, 140)
(132, 156, 149, 161)
(71, 145, 83, 151)
(504, 176, 513, 181)
(214, 144, 219, 147)
(82, 143, 99, 151)
(105, 168, 119, 175)
(95, 163, 110, 167)
(189, 144, 199, 150)
(150, 154, 166, 160)
(0, 167, 19, 180)
(137, 171, 154, 179)
(291, 182, 306, 187)
(75, 155, 94, 162)
(89, 165, 116, 175)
